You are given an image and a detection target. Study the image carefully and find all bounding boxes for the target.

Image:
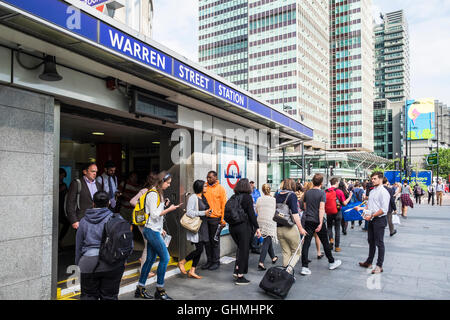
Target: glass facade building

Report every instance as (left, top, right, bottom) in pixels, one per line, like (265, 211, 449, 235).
(373, 99, 393, 159)
(373, 10, 410, 159)
(198, 0, 330, 147)
(374, 10, 410, 102)
(330, 0, 374, 152)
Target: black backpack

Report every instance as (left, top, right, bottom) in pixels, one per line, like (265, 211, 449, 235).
(224, 194, 247, 226)
(98, 213, 134, 267)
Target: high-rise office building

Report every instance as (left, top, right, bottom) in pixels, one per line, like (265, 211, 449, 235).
(198, 0, 249, 90)
(198, 0, 330, 147)
(374, 10, 410, 102)
(373, 10, 410, 159)
(330, 0, 374, 152)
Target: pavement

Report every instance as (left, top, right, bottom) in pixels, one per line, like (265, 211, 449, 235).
(120, 193, 450, 300)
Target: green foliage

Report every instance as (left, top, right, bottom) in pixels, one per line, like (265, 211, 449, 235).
(371, 166, 385, 174)
(424, 148, 450, 178)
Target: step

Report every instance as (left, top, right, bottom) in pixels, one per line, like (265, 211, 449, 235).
(57, 257, 188, 300)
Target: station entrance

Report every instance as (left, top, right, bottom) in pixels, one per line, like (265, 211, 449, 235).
(56, 103, 186, 299)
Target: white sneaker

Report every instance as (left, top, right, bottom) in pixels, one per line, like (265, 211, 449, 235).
(300, 267, 311, 275)
(329, 260, 342, 270)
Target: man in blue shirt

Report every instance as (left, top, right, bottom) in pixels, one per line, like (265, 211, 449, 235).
(97, 160, 119, 211)
(250, 181, 261, 204)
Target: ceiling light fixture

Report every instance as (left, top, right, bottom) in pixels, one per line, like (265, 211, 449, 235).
(92, 132, 105, 136)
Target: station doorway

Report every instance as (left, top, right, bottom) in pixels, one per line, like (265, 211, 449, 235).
(56, 104, 185, 296)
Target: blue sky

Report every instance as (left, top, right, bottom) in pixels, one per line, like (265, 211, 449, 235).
(152, 0, 450, 104)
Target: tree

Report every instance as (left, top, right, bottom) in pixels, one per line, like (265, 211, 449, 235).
(424, 148, 450, 179)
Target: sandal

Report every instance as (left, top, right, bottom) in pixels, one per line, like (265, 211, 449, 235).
(272, 256, 278, 264)
(258, 263, 266, 271)
(317, 253, 324, 259)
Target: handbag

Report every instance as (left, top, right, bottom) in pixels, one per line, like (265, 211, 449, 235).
(180, 195, 203, 233)
(273, 192, 295, 227)
(180, 213, 202, 233)
(392, 214, 401, 225)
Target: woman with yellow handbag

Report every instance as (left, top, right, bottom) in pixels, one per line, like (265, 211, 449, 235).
(178, 180, 212, 279)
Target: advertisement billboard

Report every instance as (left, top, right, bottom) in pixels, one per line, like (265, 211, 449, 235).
(407, 98, 435, 140)
(384, 170, 432, 186)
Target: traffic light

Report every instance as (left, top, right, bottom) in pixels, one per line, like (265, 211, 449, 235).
(307, 163, 312, 176)
(330, 166, 334, 176)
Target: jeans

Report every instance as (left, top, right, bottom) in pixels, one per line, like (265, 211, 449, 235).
(259, 236, 275, 264)
(138, 228, 170, 288)
(302, 220, 334, 268)
(366, 216, 387, 267)
(326, 212, 342, 247)
(80, 265, 125, 300)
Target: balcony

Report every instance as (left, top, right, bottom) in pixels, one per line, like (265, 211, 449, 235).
(385, 40, 404, 47)
(385, 85, 404, 92)
(384, 33, 403, 41)
(384, 47, 403, 54)
(385, 73, 404, 80)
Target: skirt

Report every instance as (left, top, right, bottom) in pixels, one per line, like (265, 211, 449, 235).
(401, 194, 414, 208)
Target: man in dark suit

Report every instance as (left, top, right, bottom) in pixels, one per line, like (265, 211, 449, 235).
(66, 163, 103, 230)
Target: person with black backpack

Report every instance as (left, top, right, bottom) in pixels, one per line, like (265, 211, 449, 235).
(225, 178, 261, 285)
(75, 191, 132, 300)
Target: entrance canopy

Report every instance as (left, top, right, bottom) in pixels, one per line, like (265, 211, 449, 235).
(0, 0, 313, 142)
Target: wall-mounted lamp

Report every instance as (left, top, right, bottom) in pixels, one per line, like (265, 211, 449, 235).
(16, 49, 63, 82)
(39, 55, 63, 81)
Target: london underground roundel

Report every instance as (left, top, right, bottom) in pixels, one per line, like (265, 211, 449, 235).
(225, 160, 241, 189)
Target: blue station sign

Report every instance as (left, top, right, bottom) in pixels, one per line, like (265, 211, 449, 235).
(174, 60, 214, 94)
(99, 22, 172, 75)
(215, 82, 247, 108)
(0, 0, 314, 139)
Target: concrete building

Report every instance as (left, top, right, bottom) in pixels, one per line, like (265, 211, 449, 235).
(330, 0, 374, 152)
(374, 10, 410, 102)
(198, 0, 330, 150)
(0, 0, 312, 299)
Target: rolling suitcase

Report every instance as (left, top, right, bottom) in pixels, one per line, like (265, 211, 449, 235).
(259, 235, 305, 299)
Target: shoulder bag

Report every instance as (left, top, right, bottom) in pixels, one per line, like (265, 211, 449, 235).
(273, 192, 295, 227)
(180, 196, 202, 233)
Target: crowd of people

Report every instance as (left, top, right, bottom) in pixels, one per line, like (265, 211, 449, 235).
(61, 161, 448, 300)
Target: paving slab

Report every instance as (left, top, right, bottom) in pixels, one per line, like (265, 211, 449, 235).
(120, 195, 450, 300)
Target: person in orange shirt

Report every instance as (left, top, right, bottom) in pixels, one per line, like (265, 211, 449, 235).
(202, 171, 228, 271)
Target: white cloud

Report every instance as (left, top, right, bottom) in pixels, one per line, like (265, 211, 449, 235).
(152, 0, 198, 62)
